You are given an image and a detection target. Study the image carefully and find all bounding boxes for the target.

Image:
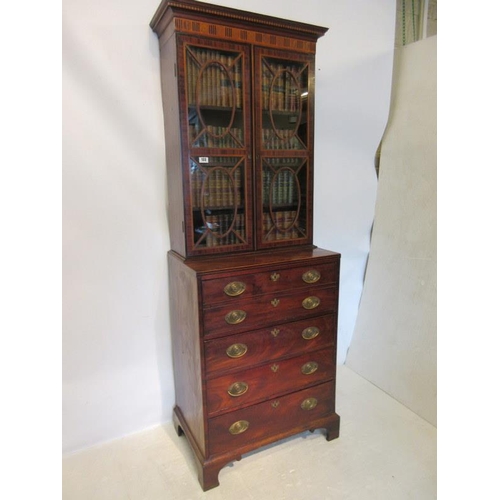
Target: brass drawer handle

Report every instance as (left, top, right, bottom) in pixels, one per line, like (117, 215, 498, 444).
(302, 270, 321, 284)
(301, 397, 318, 411)
(301, 361, 319, 375)
(224, 281, 246, 297)
(270, 272, 280, 282)
(302, 296, 320, 310)
(225, 310, 247, 325)
(226, 343, 248, 358)
(270, 364, 279, 373)
(271, 298, 280, 307)
(227, 381, 249, 397)
(229, 420, 249, 435)
(271, 328, 280, 337)
(302, 326, 320, 340)
(271, 400, 280, 408)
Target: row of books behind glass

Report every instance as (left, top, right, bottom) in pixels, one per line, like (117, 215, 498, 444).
(261, 128, 304, 150)
(191, 167, 243, 209)
(189, 124, 244, 148)
(199, 213, 245, 248)
(187, 47, 243, 108)
(262, 169, 298, 206)
(197, 211, 303, 247)
(262, 61, 306, 112)
(262, 211, 304, 241)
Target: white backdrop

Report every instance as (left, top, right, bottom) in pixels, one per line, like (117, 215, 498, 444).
(63, 0, 396, 453)
(347, 36, 437, 426)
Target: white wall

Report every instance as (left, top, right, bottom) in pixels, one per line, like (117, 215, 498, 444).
(63, 0, 396, 453)
(346, 36, 437, 425)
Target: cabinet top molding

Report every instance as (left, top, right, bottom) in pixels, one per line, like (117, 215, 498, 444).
(150, 0, 329, 41)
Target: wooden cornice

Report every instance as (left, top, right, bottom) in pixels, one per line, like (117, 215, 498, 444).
(150, 0, 328, 41)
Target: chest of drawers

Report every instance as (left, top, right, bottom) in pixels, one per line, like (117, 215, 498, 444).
(168, 247, 340, 490)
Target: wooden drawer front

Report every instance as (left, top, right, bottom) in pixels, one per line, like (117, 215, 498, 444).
(208, 380, 335, 455)
(203, 285, 337, 337)
(201, 261, 338, 306)
(204, 315, 336, 377)
(206, 347, 334, 416)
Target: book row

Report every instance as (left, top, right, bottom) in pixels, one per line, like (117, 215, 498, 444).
(187, 47, 243, 109)
(261, 61, 307, 112)
(190, 124, 244, 148)
(262, 211, 305, 241)
(191, 167, 243, 209)
(262, 169, 299, 206)
(201, 214, 246, 248)
(261, 128, 304, 150)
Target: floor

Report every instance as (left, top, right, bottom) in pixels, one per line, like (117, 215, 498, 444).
(62, 365, 436, 499)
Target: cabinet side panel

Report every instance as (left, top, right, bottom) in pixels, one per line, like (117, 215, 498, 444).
(168, 252, 205, 455)
(160, 35, 186, 256)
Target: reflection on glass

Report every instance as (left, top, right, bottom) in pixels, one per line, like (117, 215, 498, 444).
(190, 157, 246, 249)
(185, 46, 244, 149)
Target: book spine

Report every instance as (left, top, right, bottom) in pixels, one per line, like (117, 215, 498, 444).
(220, 54, 228, 107)
(215, 169, 222, 207)
(278, 65, 285, 111)
(224, 167, 231, 207)
(208, 51, 214, 107)
(234, 57, 242, 109)
(234, 167, 242, 207)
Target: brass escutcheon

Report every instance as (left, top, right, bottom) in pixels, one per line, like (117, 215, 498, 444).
(226, 343, 248, 358)
(270, 364, 279, 373)
(224, 281, 246, 297)
(271, 298, 280, 307)
(302, 326, 320, 340)
(227, 381, 249, 397)
(301, 397, 318, 411)
(301, 361, 319, 375)
(229, 420, 249, 435)
(225, 310, 247, 325)
(270, 272, 280, 282)
(271, 400, 280, 408)
(302, 270, 321, 284)
(302, 296, 320, 310)
(271, 328, 280, 337)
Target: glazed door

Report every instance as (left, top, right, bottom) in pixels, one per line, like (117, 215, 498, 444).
(178, 36, 253, 255)
(255, 48, 315, 249)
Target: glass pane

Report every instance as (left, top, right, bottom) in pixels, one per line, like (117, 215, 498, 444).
(190, 156, 247, 249)
(261, 157, 308, 242)
(261, 58, 308, 150)
(186, 46, 244, 149)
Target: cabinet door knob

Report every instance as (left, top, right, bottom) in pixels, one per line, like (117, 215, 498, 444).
(301, 361, 319, 375)
(229, 420, 249, 435)
(302, 270, 321, 284)
(302, 326, 320, 340)
(271, 298, 280, 307)
(301, 397, 318, 411)
(271, 328, 280, 337)
(270, 364, 279, 373)
(224, 281, 246, 297)
(302, 296, 320, 310)
(225, 310, 247, 324)
(226, 343, 248, 358)
(227, 381, 249, 397)
(270, 272, 280, 281)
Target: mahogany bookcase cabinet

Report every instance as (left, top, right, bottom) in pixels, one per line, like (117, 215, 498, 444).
(150, 0, 340, 490)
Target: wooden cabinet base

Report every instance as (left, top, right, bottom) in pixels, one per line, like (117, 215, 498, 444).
(168, 247, 340, 490)
(173, 404, 340, 491)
